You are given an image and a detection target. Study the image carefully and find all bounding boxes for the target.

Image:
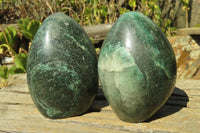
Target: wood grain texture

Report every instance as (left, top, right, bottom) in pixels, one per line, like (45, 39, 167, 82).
(175, 28, 200, 35)
(0, 74, 200, 133)
(0, 23, 113, 44)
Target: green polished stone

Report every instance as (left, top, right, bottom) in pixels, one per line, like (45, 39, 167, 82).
(98, 12, 177, 123)
(27, 13, 98, 119)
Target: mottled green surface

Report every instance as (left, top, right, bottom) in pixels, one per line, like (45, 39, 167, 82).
(27, 13, 98, 119)
(98, 12, 177, 123)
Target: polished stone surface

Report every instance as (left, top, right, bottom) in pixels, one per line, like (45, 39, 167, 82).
(98, 12, 177, 122)
(27, 13, 98, 119)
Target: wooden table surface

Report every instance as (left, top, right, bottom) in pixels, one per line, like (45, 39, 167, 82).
(0, 74, 199, 133)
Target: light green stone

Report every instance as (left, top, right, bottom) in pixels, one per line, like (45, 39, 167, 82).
(98, 11, 177, 122)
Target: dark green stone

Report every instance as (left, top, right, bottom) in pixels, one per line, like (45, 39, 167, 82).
(27, 13, 98, 119)
(98, 12, 177, 123)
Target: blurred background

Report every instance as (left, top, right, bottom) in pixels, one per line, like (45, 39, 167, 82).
(1, 0, 200, 33)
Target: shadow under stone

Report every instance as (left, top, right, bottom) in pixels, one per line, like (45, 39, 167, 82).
(145, 87, 189, 122)
(88, 86, 189, 122)
(88, 87, 109, 112)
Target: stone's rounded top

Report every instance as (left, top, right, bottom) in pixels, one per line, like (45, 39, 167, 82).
(28, 12, 97, 68)
(32, 12, 96, 59)
(102, 11, 171, 53)
(120, 11, 150, 19)
(43, 12, 77, 26)
(117, 11, 157, 24)
(100, 11, 176, 80)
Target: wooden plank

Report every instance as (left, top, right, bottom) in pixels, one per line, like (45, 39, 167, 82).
(3, 23, 200, 42)
(2, 23, 200, 43)
(0, 23, 113, 44)
(84, 24, 113, 44)
(0, 74, 200, 133)
(175, 27, 200, 35)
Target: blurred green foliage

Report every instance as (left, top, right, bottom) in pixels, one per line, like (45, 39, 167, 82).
(18, 18, 41, 41)
(182, 0, 190, 28)
(0, 26, 17, 47)
(0, 18, 40, 85)
(1, 0, 176, 35)
(182, 0, 190, 6)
